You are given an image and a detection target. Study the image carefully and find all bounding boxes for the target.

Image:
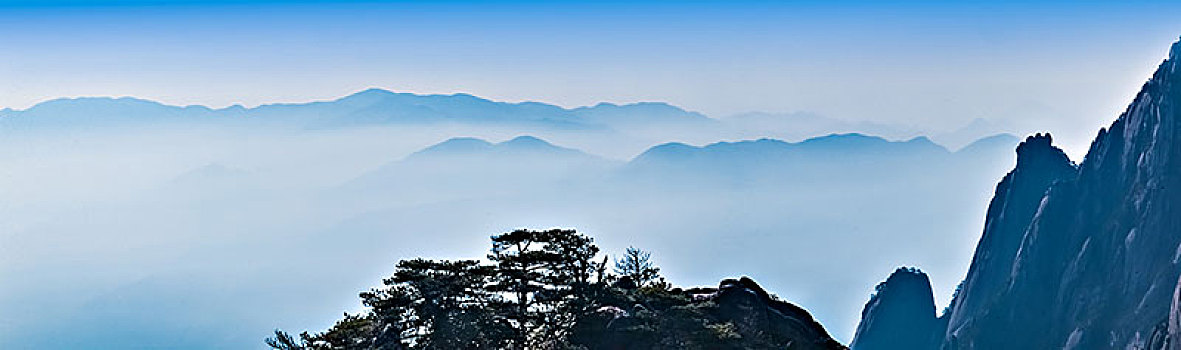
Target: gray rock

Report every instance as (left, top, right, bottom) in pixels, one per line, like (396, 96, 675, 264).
(856, 36, 1181, 350)
(850, 267, 942, 350)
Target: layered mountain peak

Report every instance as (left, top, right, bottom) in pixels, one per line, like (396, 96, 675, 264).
(412, 137, 494, 156)
(24, 96, 177, 115)
(955, 133, 1020, 155)
(346, 87, 397, 98)
(499, 135, 552, 148)
(493, 135, 584, 156)
(850, 267, 940, 350)
(335, 87, 400, 104)
(573, 101, 714, 125)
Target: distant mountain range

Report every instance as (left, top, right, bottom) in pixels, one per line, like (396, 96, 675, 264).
(0, 89, 711, 131)
(397, 132, 1017, 166)
(351, 132, 1019, 192)
(623, 133, 1017, 187)
(632, 134, 948, 166)
(0, 88, 1013, 152)
(333, 132, 1021, 249)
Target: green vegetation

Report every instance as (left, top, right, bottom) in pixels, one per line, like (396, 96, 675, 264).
(267, 229, 833, 350)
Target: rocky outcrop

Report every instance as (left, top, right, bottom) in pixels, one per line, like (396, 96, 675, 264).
(714, 277, 848, 350)
(850, 267, 942, 350)
(592, 277, 847, 350)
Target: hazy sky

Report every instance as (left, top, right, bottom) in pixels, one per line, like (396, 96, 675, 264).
(3, 1, 1181, 155)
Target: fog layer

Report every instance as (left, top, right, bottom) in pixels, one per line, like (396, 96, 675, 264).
(0, 93, 1018, 347)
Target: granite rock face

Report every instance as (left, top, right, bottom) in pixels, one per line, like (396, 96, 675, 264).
(856, 37, 1181, 349)
(850, 268, 942, 350)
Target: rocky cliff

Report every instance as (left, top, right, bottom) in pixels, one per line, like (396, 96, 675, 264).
(856, 37, 1181, 349)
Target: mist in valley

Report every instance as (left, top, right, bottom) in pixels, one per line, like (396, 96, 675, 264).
(0, 92, 1021, 348)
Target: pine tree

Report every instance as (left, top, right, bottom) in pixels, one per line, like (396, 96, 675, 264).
(614, 246, 662, 288)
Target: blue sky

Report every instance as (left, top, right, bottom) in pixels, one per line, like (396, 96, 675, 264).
(2, 1, 1180, 150)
